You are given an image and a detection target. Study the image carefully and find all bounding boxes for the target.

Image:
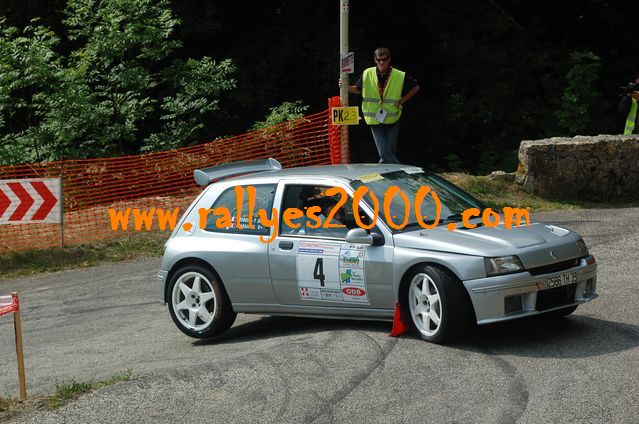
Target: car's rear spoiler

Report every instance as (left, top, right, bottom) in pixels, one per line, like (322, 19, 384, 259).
(194, 158, 282, 186)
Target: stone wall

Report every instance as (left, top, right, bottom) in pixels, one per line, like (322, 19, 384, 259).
(517, 135, 639, 200)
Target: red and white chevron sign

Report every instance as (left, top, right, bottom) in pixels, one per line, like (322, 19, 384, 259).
(0, 178, 62, 224)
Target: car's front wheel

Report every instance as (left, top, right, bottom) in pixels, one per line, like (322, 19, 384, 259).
(406, 265, 472, 344)
(168, 264, 236, 338)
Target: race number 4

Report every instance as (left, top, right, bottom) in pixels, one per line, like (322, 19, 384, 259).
(313, 258, 326, 287)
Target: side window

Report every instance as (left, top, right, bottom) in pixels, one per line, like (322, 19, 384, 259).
(280, 185, 361, 239)
(204, 184, 276, 235)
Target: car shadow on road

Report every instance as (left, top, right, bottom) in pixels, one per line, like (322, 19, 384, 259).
(192, 315, 392, 346)
(195, 313, 639, 360)
(454, 314, 639, 358)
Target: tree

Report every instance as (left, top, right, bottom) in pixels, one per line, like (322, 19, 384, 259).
(0, 20, 63, 163)
(0, 0, 236, 165)
(555, 51, 603, 135)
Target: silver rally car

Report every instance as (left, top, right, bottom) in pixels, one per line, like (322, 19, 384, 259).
(157, 159, 598, 343)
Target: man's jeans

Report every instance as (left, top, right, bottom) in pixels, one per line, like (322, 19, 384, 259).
(370, 122, 400, 164)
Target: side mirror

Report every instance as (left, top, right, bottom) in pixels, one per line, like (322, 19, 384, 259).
(345, 228, 373, 245)
(345, 228, 385, 246)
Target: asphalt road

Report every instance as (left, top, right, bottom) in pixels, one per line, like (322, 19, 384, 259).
(0, 208, 637, 423)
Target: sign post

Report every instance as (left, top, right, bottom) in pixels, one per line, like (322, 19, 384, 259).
(339, 0, 350, 163)
(0, 292, 26, 401)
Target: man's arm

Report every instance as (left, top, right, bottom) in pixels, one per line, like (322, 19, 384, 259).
(398, 85, 420, 107)
(347, 74, 363, 95)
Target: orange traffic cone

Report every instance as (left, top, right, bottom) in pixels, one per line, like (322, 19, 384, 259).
(389, 302, 411, 337)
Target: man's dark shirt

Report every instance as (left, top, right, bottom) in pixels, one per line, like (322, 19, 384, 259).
(619, 94, 633, 117)
(355, 67, 418, 96)
(618, 94, 639, 134)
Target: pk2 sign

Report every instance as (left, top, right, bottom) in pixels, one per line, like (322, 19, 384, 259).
(331, 107, 359, 125)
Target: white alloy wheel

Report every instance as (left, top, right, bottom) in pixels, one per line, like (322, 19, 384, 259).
(408, 272, 443, 337)
(171, 271, 218, 332)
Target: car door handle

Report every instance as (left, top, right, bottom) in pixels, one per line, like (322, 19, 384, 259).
(279, 241, 294, 250)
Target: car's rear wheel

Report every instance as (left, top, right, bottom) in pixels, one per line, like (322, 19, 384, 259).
(407, 265, 472, 344)
(168, 264, 236, 338)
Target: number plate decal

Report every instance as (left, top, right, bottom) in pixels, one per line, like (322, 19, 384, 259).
(296, 241, 368, 304)
(545, 271, 577, 289)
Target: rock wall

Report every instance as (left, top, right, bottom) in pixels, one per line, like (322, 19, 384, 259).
(517, 135, 639, 200)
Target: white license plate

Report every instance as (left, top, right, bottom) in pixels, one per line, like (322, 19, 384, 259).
(546, 271, 577, 289)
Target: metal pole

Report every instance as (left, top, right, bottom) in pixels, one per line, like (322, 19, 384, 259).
(12, 292, 26, 401)
(339, 0, 349, 163)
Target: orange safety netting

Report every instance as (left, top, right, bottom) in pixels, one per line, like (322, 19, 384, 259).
(0, 99, 346, 252)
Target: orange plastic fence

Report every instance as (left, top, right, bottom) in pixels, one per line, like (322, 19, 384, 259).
(0, 100, 344, 252)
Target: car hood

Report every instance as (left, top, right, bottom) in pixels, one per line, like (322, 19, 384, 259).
(393, 221, 583, 260)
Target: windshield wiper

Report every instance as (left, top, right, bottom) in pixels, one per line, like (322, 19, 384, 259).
(443, 213, 464, 222)
(401, 220, 437, 231)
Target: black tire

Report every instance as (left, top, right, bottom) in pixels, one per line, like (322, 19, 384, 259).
(167, 264, 236, 339)
(541, 305, 579, 319)
(405, 265, 473, 344)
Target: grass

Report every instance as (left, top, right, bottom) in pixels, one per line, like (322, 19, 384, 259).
(43, 370, 133, 410)
(0, 395, 11, 412)
(44, 380, 94, 410)
(0, 370, 133, 418)
(0, 232, 167, 281)
(443, 173, 582, 211)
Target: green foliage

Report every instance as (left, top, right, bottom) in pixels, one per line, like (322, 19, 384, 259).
(143, 57, 236, 151)
(0, 0, 235, 165)
(0, 20, 63, 163)
(477, 148, 519, 174)
(555, 51, 603, 135)
(250, 100, 309, 131)
(2, 0, 636, 171)
(444, 153, 464, 172)
(249, 100, 310, 163)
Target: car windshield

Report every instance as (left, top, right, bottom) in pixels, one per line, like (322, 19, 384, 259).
(350, 170, 486, 232)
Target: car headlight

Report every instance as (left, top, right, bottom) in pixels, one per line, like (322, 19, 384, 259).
(485, 256, 524, 276)
(576, 239, 589, 256)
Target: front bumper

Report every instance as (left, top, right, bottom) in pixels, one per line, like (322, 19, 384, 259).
(463, 256, 597, 325)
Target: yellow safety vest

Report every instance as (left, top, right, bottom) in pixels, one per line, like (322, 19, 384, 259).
(624, 98, 637, 135)
(361, 67, 405, 125)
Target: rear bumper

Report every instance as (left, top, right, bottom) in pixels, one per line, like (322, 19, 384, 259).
(463, 256, 598, 325)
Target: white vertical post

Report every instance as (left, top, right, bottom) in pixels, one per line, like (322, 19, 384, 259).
(339, 0, 349, 163)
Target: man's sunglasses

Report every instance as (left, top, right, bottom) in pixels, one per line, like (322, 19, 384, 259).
(375, 57, 389, 63)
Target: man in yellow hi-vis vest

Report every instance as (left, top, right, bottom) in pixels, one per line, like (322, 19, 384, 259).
(619, 73, 639, 135)
(348, 48, 420, 163)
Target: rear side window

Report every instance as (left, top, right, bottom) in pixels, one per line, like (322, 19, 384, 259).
(204, 184, 276, 235)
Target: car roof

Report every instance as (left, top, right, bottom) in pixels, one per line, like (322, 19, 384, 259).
(238, 163, 422, 183)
